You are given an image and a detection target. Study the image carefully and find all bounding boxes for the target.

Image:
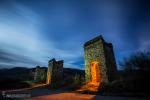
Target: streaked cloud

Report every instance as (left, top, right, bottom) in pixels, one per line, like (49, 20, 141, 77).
(0, 0, 150, 69)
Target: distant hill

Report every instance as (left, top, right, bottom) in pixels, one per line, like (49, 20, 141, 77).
(0, 67, 84, 80)
(0, 67, 33, 80)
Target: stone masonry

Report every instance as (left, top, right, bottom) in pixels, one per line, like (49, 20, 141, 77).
(84, 35, 117, 84)
(34, 66, 47, 82)
(47, 58, 63, 84)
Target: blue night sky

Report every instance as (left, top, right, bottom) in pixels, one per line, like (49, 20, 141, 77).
(0, 0, 150, 70)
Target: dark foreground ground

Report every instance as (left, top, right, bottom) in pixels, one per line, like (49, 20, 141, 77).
(1, 87, 150, 100)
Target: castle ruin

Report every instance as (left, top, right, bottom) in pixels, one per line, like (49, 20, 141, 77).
(33, 66, 47, 82)
(84, 35, 117, 85)
(46, 58, 63, 84)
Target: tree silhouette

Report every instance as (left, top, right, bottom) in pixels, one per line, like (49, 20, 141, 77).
(120, 51, 150, 72)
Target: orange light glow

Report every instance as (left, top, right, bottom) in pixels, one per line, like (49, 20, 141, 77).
(91, 61, 100, 83)
(47, 71, 51, 84)
(76, 61, 101, 92)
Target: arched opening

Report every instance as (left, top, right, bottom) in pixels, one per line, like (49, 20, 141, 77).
(91, 61, 100, 83)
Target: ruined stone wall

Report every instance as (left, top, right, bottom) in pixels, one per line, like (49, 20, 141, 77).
(51, 60, 63, 83)
(47, 59, 63, 84)
(34, 66, 47, 82)
(104, 43, 117, 81)
(84, 37, 108, 83)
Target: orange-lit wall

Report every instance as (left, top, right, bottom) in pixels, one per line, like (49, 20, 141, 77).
(91, 61, 100, 83)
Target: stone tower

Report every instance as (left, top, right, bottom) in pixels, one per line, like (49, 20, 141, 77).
(84, 35, 117, 84)
(47, 58, 63, 84)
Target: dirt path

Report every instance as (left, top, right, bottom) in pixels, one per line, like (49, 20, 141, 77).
(2, 87, 150, 100)
(24, 92, 149, 100)
(24, 92, 94, 100)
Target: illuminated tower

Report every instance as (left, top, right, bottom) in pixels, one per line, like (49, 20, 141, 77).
(84, 35, 117, 84)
